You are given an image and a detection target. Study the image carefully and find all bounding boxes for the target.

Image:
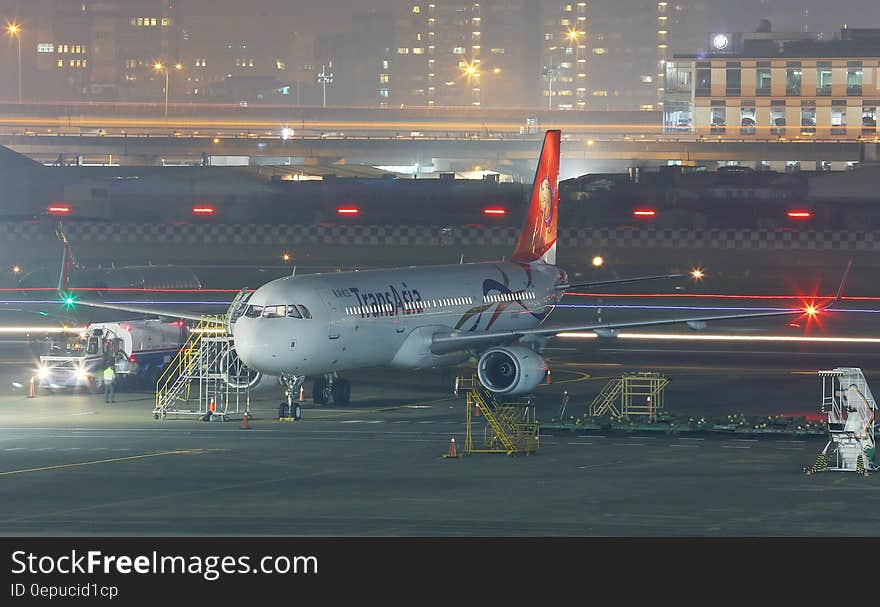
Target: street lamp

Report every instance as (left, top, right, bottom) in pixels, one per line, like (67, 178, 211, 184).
(542, 63, 558, 110)
(568, 29, 583, 107)
(154, 62, 182, 122)
(7, 22, 22, 104)
(317, 64, 334, 108)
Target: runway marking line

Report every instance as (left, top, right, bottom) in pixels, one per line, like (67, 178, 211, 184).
(292, 396, 455, 421)
(0, 448, 215, 477)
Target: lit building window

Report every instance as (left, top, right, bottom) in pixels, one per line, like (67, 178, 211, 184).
(412, 5, 420, 13)
(380, 88, 389, 98)
(641, 75, 653, 83)
(161, 17, 172, 26)
(453, 47, 465, 54)
(491, 48, 505, 54)
(379, 73, 390, 83)
(397, 47, 409, 54)
(413, 47, 424, 54)
(592, 48, 607, 54)
(592, 90, 608, 96)
(37, 43, 55, 53)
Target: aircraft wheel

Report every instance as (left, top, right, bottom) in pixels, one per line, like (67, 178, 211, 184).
(292, 403, 302, 420)
(278, 401, 290, 418)
(313, 378, 331, 405)
(332, 379, 351, 406)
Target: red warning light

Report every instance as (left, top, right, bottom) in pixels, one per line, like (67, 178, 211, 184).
(192, 206, 215, 215)
(47, 205, 71, 215)
(483, 207, 507, 216)
(632, 209, 657, 217)
(787, 210, 812, 219)
(128, 355, 136, 363)
(337, 207, 360, 215)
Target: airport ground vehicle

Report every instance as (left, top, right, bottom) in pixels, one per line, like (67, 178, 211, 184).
(37, 319, 187, 390)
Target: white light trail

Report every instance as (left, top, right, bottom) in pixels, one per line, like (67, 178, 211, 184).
(557, 332, 880, 344)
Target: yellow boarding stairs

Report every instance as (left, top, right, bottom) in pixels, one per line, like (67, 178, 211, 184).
(153, 315, 245, 420)
(589, 372, 668, 421)
(461, 375, 540, 455)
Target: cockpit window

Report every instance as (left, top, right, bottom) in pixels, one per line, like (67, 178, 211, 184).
(297, 305, 312, 319)
(262, 305, 286, 318)
(286, 305, 302, 319)
(245, 305, 263, 318)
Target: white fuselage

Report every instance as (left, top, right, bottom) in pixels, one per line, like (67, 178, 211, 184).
(231, 261, 565, 376)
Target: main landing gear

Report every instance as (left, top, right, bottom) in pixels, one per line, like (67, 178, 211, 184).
(278, 374, 304, 420)
(313, 373, 351, 406)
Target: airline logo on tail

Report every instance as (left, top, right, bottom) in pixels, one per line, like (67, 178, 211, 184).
(511, 129, 560, 266)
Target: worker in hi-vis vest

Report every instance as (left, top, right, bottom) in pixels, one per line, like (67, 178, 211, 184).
(103, 363, 116, 403)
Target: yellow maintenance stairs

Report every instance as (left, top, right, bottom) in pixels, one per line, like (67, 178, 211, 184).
(460, 375, 540, 455)
(153, 315, 252, 420)
(588, 372, 668, 421)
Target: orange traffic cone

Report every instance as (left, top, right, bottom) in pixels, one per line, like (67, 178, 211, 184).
(28, 376, 35, 398)
(443, 437, 458, 459)
(298, 385, 304, 401)
(545, 369, 552, 384)
(473, 403, 481, 417)
(209, 397, 216, 413)
(240, 412, 250, 430)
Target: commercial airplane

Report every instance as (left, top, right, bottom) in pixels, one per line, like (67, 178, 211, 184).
(20, 228, 202, 290)
(64, 130, 842, 415)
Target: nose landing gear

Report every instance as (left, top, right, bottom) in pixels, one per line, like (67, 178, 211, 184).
(279, 373, 304, 421)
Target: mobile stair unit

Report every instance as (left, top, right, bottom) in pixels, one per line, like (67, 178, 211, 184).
(460, 375, 540, 455)
(588, 372, 668, 422)
(807, 367, 878, 475)
(153, 314, 256, 421)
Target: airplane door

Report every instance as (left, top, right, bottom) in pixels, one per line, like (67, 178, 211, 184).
(323, 290, 341, 340)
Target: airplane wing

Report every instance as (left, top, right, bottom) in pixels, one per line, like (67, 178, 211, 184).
(558, 273, 685, 291)
(430, 307, 809, 353)
(432, 260, 852, 354)
(62, 298, 208, 322)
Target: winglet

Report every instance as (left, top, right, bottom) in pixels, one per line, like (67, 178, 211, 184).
(827, 258, 852, 309)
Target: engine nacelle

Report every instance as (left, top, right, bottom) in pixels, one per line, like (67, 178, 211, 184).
(593, 328, 619, 339)
(477, 346, 548, 396)
(222, 349, 278, 391)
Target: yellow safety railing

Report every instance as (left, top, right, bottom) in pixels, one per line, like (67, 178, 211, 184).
(588, 372, 668, 421)
(463, 375, 540, 455)
(154, 315, 225, 415)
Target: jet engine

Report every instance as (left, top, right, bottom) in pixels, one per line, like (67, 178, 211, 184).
(477, 346, 548, 395)
(222, 349, 278, 391)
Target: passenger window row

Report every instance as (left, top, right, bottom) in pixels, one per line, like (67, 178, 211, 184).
(244, 304, 312, 319)
(344, 296, 475, 317)
(483, 290, 534, 303)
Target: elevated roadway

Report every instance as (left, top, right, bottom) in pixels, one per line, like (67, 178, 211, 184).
(0, 133, 871, 169)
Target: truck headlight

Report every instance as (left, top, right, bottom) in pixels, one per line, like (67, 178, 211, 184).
(75, 367, 89, 382)
(37, 366, 50, 380)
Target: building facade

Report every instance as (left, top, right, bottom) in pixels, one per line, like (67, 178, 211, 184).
(2, 0, 181, 100)
(540, 0, 708, 111)
(665, 28, 880, 140)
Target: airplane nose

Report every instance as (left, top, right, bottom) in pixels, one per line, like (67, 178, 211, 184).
(232, 320, 272, 372)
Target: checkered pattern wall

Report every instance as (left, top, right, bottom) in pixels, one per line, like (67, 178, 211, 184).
(1, 222, 878, 250)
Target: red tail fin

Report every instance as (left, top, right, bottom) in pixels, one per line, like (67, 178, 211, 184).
(511, 130, 560, 265)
